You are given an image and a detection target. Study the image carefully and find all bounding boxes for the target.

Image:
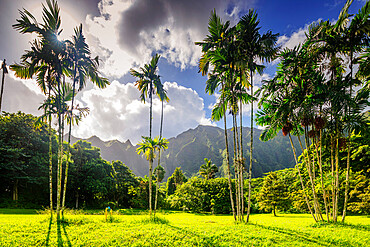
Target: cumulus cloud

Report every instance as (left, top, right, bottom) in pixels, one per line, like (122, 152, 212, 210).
(73, 81, 214, 144)
(85, 0, 254, 78)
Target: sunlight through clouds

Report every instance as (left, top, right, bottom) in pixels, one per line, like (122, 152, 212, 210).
(73, 81, 214, 144)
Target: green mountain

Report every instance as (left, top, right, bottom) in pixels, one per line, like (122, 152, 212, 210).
(70, 125, 301, 179)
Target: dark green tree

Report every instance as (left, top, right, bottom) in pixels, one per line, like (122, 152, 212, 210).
(257, 172, 290, 216)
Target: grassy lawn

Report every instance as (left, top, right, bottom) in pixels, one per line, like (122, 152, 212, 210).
(0, 209, 369, 246)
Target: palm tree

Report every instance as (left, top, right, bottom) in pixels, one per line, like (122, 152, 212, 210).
(153, 164, 165, 215)
(136, 136, 169, 216)
(62, 23, 109, 211)
(0, 59, 9, 113)
(11, 0, 66, 218)
(130, 54, 163, 139)
(199, 158, 218, 180)
(237, 9, 279, 222)
(195, 10, 236, 220)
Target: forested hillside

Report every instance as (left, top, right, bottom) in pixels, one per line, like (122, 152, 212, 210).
(71, 125, 301, 179)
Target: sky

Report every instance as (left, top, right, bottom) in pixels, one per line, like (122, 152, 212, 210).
(0, 0, 366, 144)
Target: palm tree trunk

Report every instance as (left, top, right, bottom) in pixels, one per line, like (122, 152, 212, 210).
(62, 66, 77, 211)
(48, 88, 53, 215)
(154, 100, 164, 215)
(298, 133, 320, 220)
(239, 100, 244, 221)
(334, 135, 340, 223)
(289, 134, 317, 222)
(232, 113, 240, 220)
(223, 101, 236, 220)
(56, 76, 63, 220)
(0, 64, 7, 113)
(246, 70, 253, 223)
(149, 156, 153, 217)
(149, 83, 153, 139)
(314, 130, 329, 222)
(342, 49, 353, 223)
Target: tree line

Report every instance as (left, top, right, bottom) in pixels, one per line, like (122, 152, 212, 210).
(1, 112, 368, 215)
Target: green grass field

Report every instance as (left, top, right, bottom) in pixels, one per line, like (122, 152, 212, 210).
(0, 209, 369, 246)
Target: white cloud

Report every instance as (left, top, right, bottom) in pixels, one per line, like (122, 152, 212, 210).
(73, 81, 214, 144)
(84, 0, 254, 79)
(0, 61, 45, 116)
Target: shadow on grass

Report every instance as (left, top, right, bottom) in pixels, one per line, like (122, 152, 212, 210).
(166, 224, 222, 247)
(44, 215, 53, 246)
(252, 222, 357, 246)
(311, 221, 370, 231)
(55, 215, 72, 247)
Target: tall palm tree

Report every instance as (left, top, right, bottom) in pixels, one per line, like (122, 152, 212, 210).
(11, 0, 66, 218)
(137, 136, 169, 216)
(130, 54, 163, 139)
(0, 59, 9, 113)
(62, 23, 109, 211)
(237, 9, 279, 222)
(195, 10, 236, 220)
(199, 158, 218, 180)
(340, 0, 370, 222)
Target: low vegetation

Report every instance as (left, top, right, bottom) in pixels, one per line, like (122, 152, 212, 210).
(0, 210, 369, 246)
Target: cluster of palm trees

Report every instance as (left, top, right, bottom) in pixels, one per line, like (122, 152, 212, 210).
(10, 0, 109, 220)
(196, 10, 279, 222)
(257, 0, 369, 223)
(131, 54, 169, 217)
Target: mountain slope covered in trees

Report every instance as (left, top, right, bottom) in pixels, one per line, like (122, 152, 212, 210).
(71, 125, 301, 179)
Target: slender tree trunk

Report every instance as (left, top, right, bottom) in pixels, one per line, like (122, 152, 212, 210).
(342, 49, 353, 223)
(289, 134, 316, 222)
(232, 114, 240, 220)
(12, 179, 19, 201)
(154, 100, 164, 215)
(0, 64, 7, 113)
(222, 100, 236, 220)
(246, 70, 254, 223)
(56, 76, 63, 220)
(239, 100, 244, 221)
(314, 130, 329, 222)
(342, 141, 351, 222)
(334, 135, 340, 223)
(149, 157, 153, 216)
(62, 66, 78, 211)
(300, 129, 321, 220)
(273, 205, 276, 217)
(75, 191, 79, 209)
(331, 135, 335, 221)
(48, 87, 53, 215)
(149, 83, 153, 139)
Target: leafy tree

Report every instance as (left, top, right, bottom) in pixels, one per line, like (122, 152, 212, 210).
(0, 112, 52, 206)
(199, 158, 218, 180)
(166, 167, 187, 196)
(257, 172, 290, 216)
(109, 160, 138, 208)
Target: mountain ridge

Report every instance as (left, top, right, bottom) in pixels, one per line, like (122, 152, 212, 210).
(68, 125, 301, 179)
